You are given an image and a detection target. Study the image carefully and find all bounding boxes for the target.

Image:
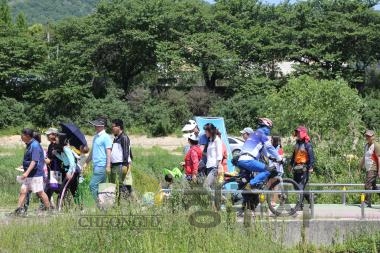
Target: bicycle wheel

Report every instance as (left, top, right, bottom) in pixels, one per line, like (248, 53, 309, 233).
(267, 178, 302, 217)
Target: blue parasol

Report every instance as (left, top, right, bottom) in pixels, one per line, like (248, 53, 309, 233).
(59, 123, 87, 149)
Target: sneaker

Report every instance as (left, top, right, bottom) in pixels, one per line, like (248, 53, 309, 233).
(364, 201, 372, 208)
(236, 209, 245, 217)
(266, 165, 277, 173)
(11, 207, 26, 216)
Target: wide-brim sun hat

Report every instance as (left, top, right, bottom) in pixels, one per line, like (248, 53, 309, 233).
(45, 127, 59, 135)
(181, 119, 197, 132)
(364, 130, 375, 137)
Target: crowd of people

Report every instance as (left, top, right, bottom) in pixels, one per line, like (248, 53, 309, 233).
(13, 117, 133, 215)
(12, 115, 380, 216)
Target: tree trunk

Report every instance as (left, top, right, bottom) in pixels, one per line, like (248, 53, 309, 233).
(201, 64, 216, 90)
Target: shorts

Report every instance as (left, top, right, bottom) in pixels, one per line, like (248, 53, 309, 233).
(21, 176, 44, 193)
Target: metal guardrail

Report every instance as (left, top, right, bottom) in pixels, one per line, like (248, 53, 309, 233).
(162, 185, 379, 219)
(309, 183, 364, 205)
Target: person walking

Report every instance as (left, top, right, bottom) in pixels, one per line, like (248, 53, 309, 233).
(203, 123, 223, 190)
(182, 120, 209, 174)
(289, 126, 315, 209)
(83, 118, 112, 203)
(110, 119, 133, 203)
(13, 129, 50, 215)
(183, 133, 202, 183)
(55, 133, 80, 207)
(359, 130, 380, 207)
(44, 128, 62, 207)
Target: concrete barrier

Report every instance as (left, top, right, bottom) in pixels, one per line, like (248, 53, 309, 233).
(251, 219, 380, 246)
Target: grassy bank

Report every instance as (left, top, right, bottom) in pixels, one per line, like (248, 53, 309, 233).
(1, 145, 380, 253)
(0, 146, 182, 207)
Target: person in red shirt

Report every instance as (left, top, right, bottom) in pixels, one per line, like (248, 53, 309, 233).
(183, 133, 202, 182)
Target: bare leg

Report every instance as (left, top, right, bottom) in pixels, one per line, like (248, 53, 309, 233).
(17, 187, 28, 208)
(37, 191, 51, 208)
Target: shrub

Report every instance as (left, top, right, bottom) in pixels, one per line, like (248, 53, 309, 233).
(362, 89, 380, 130)
(263, 75, 364, 139)
(186, 87, 217, 116)
(80, 87, 132, 128)
(0, 96, 29, 129)
(210, 93, 263, 134)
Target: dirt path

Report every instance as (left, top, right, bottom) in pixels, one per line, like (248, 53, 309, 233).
(0, 134, 187, 151)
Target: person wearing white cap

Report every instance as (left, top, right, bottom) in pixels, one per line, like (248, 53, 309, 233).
(183, 133, 202, 182)
(182, 119, 209, 172)
(359, 130, 380, 207)
(44, 127, 62, 207)
(182, 119, 209, 151)
(240, 127, 254, 141)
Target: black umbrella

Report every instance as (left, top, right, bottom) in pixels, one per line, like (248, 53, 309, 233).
(59, 123, 87, 150)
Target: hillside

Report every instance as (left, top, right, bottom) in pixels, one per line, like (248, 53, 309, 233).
(8, 0, 98, 24)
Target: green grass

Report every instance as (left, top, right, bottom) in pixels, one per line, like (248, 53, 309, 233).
(0, 207, 298, 253)
(0, 145, 295, 253)
(1, 145, 380, 253)
(0, 146, 182, 208)
(0, 147, 25, 206)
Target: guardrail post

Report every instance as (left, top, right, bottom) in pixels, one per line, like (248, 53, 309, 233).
(310, 192, 315, 219)
(360, 192, 365, 219)
(259, 193, 265, 218)
(342, 186, 347, 205)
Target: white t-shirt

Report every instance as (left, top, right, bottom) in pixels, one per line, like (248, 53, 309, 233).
(206, 136, 223, 168)
(111, 142, 123, 163)
(364, 143, 380, 171)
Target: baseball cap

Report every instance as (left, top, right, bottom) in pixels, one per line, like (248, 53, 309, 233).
(45, 127, 59, 135)
(364, 130, 375, 137)
(89, 118, 106, 127)
(188, 133, 199, 142)
(240, 127, 254, 135)
(181, 119, 197, 132)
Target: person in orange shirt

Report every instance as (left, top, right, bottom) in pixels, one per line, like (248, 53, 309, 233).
(289, 126, 315, 208)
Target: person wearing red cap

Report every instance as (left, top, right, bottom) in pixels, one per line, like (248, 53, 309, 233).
(359, 130, 380, 207)
(289, 126, 315, 208)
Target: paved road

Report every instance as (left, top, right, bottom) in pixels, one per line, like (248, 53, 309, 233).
(234, 204, 380, 220)
(2, 204, 380, 222)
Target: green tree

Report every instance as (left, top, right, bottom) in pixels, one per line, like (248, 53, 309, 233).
(289, 0, 380, 86)
(0, 33, 47, 99)
(15, 12, 27, 30)
(0, 0, 11, 26)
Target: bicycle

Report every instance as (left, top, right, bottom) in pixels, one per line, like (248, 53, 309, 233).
(224, 165, 303, 217)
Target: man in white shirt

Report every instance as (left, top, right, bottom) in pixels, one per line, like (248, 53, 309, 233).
(110, 119, 133, 203)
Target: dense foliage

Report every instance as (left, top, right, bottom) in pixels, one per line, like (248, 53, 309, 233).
(0, 0, 380, 139)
